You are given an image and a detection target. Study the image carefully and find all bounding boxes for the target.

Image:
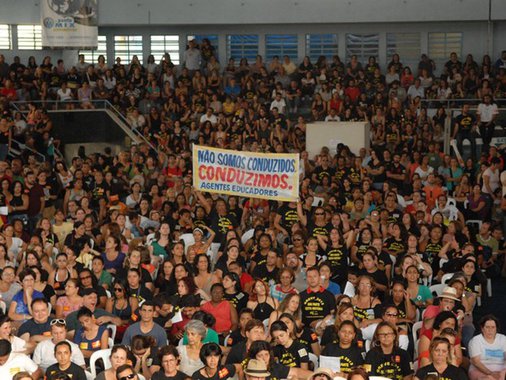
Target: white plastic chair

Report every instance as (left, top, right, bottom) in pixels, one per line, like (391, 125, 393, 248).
(179, 233, 196, 255)
(262, 318, 270, 330)
(412, 321, 423, 358)
(0, 300, 6, 314)
(429, 283, 446, 298)
(105, 289, 112, 298)
(207, 242, 220, 267)
(308, 352, 318, 370)
(89, 348, 112, 377)
(107, 324, 117, 342)
(365, 339, 371, 352)
(241, 229, 254, 245)
(441, 272, 455, 284)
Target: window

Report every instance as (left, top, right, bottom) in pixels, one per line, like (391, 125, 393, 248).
(428, 32, 462, 60)
(266, 34, 298, 61)
(114, 35, 143, 64)
(386, 33, 421, 64)
(227, 35, 258, 62)
(345, 33, 379, 64)
(151, 35, 180, 64)
(188, 34, 218, 50)
(0, 25, 11, 50)
(79, 36, 107, 64)
(305, 34, 338, 62)
(17, 25, 42, 50)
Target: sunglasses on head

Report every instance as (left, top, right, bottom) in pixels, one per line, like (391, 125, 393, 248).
(50, 319, 66, 326)
(120, 374, 136, 380)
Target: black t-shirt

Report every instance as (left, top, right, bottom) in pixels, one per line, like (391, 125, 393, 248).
(152, 370, 189, 380)
(325, 244, 349, 283)
(127, 285, 153, 304)
(268, 362, 290, 380)
(225, 340, 247, 364)
(307, 222, 331, 238)
(296, 328, 319, 354)
(320, 326, 365, 349)
(313, 165, 336, 183)
(17, 318, 52, 337)
(277, 204, 299, 231)
(226, 328, 245, 347)
(251, 264, 279, 285)
(415, 363, 468, 380)
(209, 209, 238, 241)
(46, 362, 87, 380)
(364, 347, 413, 380)
(321, 343, 365, 374)
(223, 291, 249, 314)
(273, 340, 309, 367)
(300, 288, 336, 326)
(192, 365, 236, 380)
(454, 113, 476, 132)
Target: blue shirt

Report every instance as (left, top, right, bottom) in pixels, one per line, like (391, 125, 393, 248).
(12, 289, 44, 315)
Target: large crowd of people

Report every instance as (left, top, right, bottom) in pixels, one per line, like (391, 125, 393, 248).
(0, 41, 504, 380)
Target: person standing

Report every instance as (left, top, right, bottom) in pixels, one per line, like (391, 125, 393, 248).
(182, 40, 201, 76)
(477, 95, 499, 154)
(453, 103, 477, 160)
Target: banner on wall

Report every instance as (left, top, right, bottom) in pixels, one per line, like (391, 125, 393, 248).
(193, 145, 300, 202)
(41, 0, 98, 48)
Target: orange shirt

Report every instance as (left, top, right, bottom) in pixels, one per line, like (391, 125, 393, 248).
(423, 184, 444, 211)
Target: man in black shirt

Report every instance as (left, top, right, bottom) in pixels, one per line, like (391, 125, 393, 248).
(386, 153, 406, 193)
(452, 103, 477, 160)
(299, 266, 336, 327)
(45, 341, 87, 380)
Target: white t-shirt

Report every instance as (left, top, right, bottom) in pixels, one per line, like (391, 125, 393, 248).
(0, 352, 38, 379)
(469, 333, 506, 372)
(477, 103, 499, 123)
(482, 167, 500, 194)
(33, 339, 85, 371)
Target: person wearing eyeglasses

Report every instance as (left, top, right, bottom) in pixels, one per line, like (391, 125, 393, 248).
(33, 318, 85, 372)
(363, 321, 413, 380)
(45, 341, 86, 380)
(116, 364, 138, 380)
(78, 268, 108, 309)
(360, 304, 409, 350)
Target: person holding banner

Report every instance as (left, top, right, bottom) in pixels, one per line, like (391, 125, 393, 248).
(194, 191, 238, 243)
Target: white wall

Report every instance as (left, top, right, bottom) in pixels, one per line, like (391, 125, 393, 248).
(0, 1, 504, 68)
(1, 0, 503, 25)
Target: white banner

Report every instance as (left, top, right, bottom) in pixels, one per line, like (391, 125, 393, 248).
(193, 145, 300, 202)
(41, 0, 98, 48)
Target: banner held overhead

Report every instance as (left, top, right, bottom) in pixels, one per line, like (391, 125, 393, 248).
(42, 0, 98, 48)
(193, 145, 299, 202)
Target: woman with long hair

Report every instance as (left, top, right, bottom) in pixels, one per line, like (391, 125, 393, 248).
(193, 254, 219, 298)
(415, 337, 467, 380)
(267, 293, 301, 330)
(106, 278, 138, 340)
(246, 279, 278, 322)
(222, 271, 249, 313)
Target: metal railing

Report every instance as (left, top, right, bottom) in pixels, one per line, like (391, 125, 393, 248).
(9, 100, 158, 155)
(420, 99, 506, 156)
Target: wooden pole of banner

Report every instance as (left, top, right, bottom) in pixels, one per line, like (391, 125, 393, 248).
(449, 139, 464, 163)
